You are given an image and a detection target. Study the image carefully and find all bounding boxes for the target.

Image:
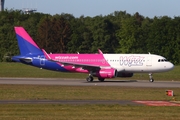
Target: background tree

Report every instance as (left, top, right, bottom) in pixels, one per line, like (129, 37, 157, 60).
(0, 9, 180, 65)
(51, 16, 72, 53)
(116, 13, 144, 53)
(36, 16, 53, 52)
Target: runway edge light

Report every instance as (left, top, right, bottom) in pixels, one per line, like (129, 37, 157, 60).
(166, 90, 173, 96)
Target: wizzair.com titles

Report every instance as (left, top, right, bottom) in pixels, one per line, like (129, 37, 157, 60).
(55, 56, 79, 60)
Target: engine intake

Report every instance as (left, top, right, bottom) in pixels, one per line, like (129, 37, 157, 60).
(93, 68, 117, 78)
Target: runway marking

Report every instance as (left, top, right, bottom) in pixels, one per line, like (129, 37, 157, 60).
(1, 100, 180, 106)
(134, 101, 180, 106)
(0, 100, 140, 105)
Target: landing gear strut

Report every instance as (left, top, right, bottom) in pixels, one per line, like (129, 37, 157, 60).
(149, 73, 154, 82)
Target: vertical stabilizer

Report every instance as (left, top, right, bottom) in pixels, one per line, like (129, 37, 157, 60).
(14, 27, 43, 55)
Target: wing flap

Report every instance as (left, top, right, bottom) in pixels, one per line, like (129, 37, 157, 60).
(49, 59, 110, 71)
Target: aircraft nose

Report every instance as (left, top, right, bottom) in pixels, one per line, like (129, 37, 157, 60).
(167, 62, 174, 70)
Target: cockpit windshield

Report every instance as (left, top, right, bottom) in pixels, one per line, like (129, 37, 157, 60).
(158, 59, 168, 62)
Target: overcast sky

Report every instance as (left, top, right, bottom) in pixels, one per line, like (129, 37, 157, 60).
(5, 0, 180, 18)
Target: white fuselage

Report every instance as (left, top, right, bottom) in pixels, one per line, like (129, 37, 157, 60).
(103, 54, 174, 73)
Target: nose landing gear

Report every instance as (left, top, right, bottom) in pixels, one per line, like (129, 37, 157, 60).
(149, 73, 154, 82)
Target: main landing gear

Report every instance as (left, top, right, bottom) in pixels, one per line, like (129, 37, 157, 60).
(86, 75, 93, 82)
(149, 73, 154, 82)
(98, 78, 105, 82)
(86, 74, 105, 82)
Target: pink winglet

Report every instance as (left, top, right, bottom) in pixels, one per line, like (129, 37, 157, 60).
(98, 49, 103, 54)
(42, 49, 51, 60)
(14, 27, 39, 49)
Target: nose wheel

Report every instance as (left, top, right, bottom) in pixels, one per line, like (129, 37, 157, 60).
(149, 73, 154, 82)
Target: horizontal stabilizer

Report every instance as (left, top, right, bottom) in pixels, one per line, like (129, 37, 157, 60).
(12, 55, 32, 63)
(19, 58, 32, 63)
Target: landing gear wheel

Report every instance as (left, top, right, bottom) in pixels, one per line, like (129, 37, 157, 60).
(86, 76, 93, 82)
(149, 73, 154, 82)
(149, 78, 154, 82)
(98, 78, 105, 82)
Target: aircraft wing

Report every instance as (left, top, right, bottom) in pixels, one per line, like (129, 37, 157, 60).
(42, 49, 110, 71)
(50, 59, 109, 71)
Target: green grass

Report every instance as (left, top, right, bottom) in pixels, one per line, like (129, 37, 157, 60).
(0, 104, 180, 120)
(0, 85, 179, 101)
(0, 62, 87, 78)
(0, 62, 180, 81)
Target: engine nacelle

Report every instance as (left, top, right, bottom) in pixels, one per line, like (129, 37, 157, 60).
(93, 68, 117, 78)
(117, 72, 134, 77)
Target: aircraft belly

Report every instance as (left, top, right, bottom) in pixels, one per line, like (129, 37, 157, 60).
(123, 66, 146, 73)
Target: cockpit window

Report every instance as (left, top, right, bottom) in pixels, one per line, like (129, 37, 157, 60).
(158, 59, 168, 62)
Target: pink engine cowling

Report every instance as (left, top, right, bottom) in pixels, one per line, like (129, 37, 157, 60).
(93, 68, 117, 78)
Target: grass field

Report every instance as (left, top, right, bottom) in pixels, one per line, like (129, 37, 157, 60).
(1, 85, 179, 100)
(0, 62, 180, 119)
(0, 104, 180, 120)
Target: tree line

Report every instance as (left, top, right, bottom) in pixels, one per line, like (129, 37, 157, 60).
(0, 9, 180, 64)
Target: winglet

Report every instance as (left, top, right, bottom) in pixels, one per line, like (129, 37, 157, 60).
(98, 49, 103, 54)
(42, 49, 51, 60)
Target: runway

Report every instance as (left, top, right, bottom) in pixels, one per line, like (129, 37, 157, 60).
(1, 100, 180, 106)
(0, 77, 179, 88)
(0, 100, 141, 105)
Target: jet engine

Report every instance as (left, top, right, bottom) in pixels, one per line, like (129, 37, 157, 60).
(93, 68, 117, 78)
(117, 72, 134, 77)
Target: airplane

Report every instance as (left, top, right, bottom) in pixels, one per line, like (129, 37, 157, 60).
(12, 27, 174, 82)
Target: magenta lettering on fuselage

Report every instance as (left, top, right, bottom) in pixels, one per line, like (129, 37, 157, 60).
(120, 56, 145, 67)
